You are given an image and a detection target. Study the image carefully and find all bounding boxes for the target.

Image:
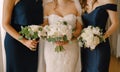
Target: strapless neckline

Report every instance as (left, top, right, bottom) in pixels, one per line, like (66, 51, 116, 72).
(48, 13, 77, 29)
(48, 14, 77, 18)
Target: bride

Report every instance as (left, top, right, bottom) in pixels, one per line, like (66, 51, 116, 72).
(38, 0, 82, 72)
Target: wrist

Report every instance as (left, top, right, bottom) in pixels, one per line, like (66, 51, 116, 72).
(104, 33, 110, 39)
(72, 35, 77, 40)
(19, 38, 27, 44)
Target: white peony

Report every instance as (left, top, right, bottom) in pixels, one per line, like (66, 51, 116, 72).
(92, 27, 101, 35)
(43, 20, 73, 52)
(44, 20, 73, 40)
(29, 25, 41, 32)
(93, 36, 100, 46)
(78, 26, 104, 50)
(38, 30, 47, 38)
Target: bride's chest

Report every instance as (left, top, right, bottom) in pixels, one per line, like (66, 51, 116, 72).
(48, 14, 77, 28)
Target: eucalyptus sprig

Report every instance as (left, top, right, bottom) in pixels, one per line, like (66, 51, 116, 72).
(19, 25, 41, 40)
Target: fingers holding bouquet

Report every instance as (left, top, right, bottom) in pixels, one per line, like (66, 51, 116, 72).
(19, 25, 43, 51)
(29, 40, 38, 51)
(55, 41, 68, 46)
(20, 39, 38, 51)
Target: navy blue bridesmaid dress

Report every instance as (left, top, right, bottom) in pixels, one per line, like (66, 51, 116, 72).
(4, 0, 43, 72)
(81, 4, 117, 72)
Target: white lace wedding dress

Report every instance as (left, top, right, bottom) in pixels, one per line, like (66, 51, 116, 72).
(38, 14, 81, 72)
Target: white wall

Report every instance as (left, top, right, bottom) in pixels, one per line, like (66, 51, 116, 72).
(0, 29, 4, 72)
(0, 0, 6, 72)
(116, 0, 120, 57)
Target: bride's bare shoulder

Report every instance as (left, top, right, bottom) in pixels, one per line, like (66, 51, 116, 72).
(101, 0, 116, 5)
(44, 2, 54, 9)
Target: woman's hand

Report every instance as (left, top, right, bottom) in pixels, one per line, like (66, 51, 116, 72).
(72, 32, 78, 40)
(21, 39, 38, 51)
(55, 41, 68, 46)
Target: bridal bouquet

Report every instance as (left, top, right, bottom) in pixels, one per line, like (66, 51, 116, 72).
(78, 26, 105, 50)
(43, 20, 73, 52)
(19, 25, 44, 40)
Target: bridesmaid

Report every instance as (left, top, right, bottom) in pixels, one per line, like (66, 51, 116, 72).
(2, 0, 43, 72)
(80, 0, 118, 72)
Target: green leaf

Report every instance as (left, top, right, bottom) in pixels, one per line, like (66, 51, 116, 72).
(55, 46, 65, 52)
(72, 28, 76, 32)
(63, 21, 67, 25)
(51, 38, 56, 42)
(63, 35, 67, 41)
(18, 36, 23, 40)
(32, 32, 39, 40)
(39, 27, 43, 31)
(19, 26, 40, 40)
(100, 37, 106, 42)
(56, 37, 62, 41)
(47, 37, 52, 42)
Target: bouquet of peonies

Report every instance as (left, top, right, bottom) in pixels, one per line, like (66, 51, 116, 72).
(78, 26, 105, 50)
(43, 20, 73, 52)
(19, 25, 44, 40)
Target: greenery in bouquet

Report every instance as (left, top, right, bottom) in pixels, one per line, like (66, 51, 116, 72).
(19, 25, 43, 40)
(78, 26, 105, 50)
(44, 20, 73, 52)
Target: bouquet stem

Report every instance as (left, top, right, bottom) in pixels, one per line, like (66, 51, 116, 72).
(55, 45, 65, 52)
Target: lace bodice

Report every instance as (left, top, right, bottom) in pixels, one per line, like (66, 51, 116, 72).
(43, 14, 81, 72)
(48, 14, 77, 29)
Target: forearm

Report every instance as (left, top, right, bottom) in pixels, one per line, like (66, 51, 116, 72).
(73, 23, 82, 38)
(2, 24, 26, 43)
(73, 29, 81, 38)
(2, 0, 26, 43)
(104, 23, 118, 39)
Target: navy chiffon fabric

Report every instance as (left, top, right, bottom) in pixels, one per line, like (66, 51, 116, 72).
(81, 4, 117, 72)
(4, 0, 43, 72)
